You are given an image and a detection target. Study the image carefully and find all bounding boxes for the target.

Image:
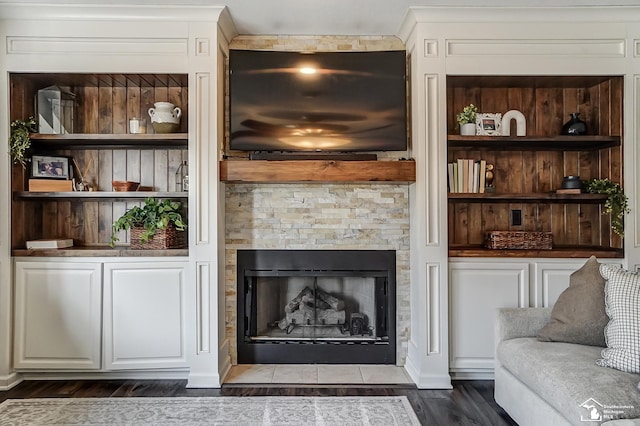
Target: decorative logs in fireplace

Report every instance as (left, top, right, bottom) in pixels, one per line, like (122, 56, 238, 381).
(277, 285, 347, 334)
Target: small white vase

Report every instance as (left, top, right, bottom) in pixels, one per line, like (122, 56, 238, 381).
(460, 123, 476, 136)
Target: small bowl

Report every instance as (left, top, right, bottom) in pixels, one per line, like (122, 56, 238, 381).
(112, 180, 140, 192)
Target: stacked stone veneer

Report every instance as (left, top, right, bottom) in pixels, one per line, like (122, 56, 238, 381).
(225, 183, 410, 365)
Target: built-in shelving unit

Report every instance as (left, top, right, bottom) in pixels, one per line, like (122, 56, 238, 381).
(10, 72, 189, 254)
(447, 75, 624, 258)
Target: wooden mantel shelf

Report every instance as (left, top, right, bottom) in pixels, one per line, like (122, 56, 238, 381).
(219, 160, 416, 183)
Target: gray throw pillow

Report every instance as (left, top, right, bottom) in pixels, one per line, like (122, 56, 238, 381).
(537, 256, 607, 347)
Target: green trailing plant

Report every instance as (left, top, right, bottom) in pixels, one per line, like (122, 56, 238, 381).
(110, 197, 187, 247)
(584, 178, 629, 237)
(456, 104, 478, 126)
(9, 116, 37, 168)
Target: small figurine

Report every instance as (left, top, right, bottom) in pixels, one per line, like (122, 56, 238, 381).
(485, 163, 495, 192)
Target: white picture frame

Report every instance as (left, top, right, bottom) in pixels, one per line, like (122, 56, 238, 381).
(476, 113, 502, 136)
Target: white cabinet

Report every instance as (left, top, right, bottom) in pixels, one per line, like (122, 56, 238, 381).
(103, 261, 188, 370)
(449, 258, 625, 378)
(449, 262, 529, 375)
(14, 261, 102, 369)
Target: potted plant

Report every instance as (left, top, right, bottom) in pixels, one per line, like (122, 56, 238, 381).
(110, 197, 187, 249)
(456, 104, 478, 136)
(9, 116, 37, 168)
(584, 178, 630, 237)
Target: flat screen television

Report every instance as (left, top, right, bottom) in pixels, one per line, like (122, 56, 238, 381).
(228, 49, 407, 155)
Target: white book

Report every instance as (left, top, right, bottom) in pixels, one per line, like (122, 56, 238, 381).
(473, 161, 480, 193)
(26, 238, 74, 249)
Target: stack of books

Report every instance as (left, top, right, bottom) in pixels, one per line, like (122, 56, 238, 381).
(448, 159, 487, 193)
(26, 238, 74, 249)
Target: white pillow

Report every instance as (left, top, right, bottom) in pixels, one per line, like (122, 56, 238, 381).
(598, 264, 640, 373)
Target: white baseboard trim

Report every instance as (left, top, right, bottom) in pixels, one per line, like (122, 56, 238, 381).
(186, 373, 222, 388)
(18, 370, 189, 381)
(0, 372, 23, 391)
(449, 370, 495, 380)
(405, 356, 453, 389)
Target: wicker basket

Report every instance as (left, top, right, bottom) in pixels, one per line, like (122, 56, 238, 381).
(485, 231, 552, 250)
(130, 225, 187, 250)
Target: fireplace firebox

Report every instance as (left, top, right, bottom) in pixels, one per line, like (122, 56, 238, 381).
(237, 250, 396, 364)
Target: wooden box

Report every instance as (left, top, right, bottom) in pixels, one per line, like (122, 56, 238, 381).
(28, 179, 73, 192)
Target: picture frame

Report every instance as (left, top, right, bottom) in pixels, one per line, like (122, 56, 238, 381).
(31, 155, 71, 179)
(476, 113, 502, 136)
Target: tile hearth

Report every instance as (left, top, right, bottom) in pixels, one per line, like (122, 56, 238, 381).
(225, 365, 413, 385)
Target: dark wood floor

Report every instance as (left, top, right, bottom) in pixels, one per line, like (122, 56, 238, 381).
(0, 379, 517, 425)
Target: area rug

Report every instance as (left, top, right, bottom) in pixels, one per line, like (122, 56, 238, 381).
(0, 396, 421, 425)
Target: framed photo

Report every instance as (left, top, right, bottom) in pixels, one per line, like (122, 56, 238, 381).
(31, 155, 70, 179)
(476, 113, 502, 136)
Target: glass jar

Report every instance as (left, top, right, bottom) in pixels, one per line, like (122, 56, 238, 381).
(175, 161, 188, 192)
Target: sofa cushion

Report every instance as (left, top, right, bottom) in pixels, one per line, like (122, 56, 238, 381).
(598, 264, 640, 374)
(537, 256, 607, 347)
(497, 337, 640, 423)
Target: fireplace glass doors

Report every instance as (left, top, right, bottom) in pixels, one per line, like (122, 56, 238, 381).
(237, 250, 396, 364)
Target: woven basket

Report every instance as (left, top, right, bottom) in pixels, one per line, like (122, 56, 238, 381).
(130, 225, 187, 250)
(485, 231, 552, 250)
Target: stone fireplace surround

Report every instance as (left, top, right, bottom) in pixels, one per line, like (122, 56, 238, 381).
(224, 34, 411, 369)
(225, 183, 411, 366)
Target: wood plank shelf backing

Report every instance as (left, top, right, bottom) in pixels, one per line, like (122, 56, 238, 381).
(446, 74, 624, 257)
(219, 160, 417, 183)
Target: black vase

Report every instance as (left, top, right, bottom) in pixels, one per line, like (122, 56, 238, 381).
(562, 112, 587, 135)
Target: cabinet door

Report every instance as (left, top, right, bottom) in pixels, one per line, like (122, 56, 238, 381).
(449, 261, 529, 374)
(14, 261, 102, 369)
(103, 261, 188, 370)
(532, 261, 585, 308)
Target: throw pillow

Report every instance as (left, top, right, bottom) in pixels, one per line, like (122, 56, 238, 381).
(537, 256, 607, 347)
(597, 264, 640, 374)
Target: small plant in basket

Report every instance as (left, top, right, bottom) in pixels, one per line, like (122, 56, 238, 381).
(110, 197, 187, 248)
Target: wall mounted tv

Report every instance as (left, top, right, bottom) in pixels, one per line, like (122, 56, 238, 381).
(228, 49, 407, 155)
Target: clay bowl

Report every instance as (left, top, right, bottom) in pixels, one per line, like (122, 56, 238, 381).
(112, 180, 140, 192)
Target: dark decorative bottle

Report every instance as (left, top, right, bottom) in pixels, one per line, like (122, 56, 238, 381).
(561, 112, 587, 135)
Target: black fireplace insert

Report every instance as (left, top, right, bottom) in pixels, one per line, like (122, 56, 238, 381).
(237, 249, 396, 364)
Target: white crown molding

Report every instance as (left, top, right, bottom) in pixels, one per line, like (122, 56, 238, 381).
(404, 5, 640, 24)
(0, 3, 228, 22)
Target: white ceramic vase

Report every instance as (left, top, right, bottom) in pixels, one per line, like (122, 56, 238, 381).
(148, 102, 182, 133)
(460, 122, 476, 136)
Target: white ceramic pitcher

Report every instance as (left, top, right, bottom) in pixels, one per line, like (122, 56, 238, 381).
(148, 102, 182, 133)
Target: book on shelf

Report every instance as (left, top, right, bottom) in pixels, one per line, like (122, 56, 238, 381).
(26, 238, 73, 249)
(448, 158, 488, 193)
